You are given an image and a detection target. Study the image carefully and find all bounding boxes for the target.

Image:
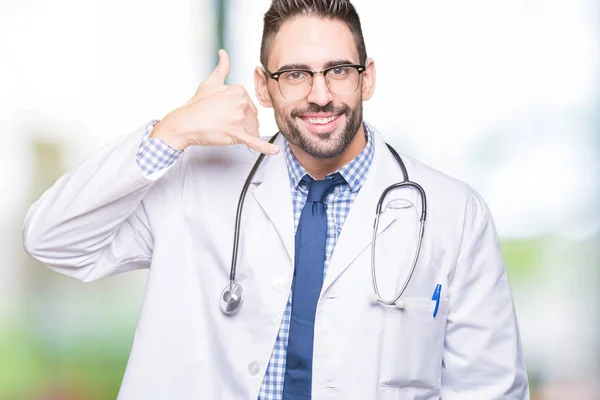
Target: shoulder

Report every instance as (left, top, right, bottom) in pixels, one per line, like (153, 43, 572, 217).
(182, 142, 259, 174)
(183, 134, 277, 166)
(148, 139, 270, 199)
(368, 125, 487, 221)
(400, 154, 491, 225)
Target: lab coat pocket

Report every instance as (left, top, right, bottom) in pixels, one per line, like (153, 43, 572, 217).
(379, 297, 449, 391)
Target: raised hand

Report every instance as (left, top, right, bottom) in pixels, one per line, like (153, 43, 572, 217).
(151, 49, 279, 155)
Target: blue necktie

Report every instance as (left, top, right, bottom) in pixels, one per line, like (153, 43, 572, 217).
(282, 173, 345, 399)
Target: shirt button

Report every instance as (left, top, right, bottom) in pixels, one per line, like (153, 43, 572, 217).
(248, 361, 260, 376)
(272, 278, 287, 292)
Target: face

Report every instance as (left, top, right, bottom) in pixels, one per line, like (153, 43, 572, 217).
(255, 16, 376, 160)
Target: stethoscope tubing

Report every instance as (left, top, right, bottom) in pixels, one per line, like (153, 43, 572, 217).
(222, 132, 427, 314)
(370, 144, 427, 306)
(229, 133, 280, 283)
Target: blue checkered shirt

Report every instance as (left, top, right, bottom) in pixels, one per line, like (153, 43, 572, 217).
(135, 121, 183, 175)
(135, 121, 375, 399)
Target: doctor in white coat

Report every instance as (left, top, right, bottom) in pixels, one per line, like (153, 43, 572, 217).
(23, 0, 529, 399)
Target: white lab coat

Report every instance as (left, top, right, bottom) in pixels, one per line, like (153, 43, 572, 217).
(23, 122, 530, 400)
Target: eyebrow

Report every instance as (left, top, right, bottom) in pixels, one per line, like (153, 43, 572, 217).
(324, 59, 355, 69)
(277, 59, 355, 71)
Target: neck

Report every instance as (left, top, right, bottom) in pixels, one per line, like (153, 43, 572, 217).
(290, 123, 367, 180)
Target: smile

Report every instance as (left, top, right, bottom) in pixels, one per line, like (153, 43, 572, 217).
(303, 115, 339, 125)
(297, 113, 343, 134)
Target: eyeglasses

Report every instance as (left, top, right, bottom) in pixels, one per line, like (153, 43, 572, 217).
(264, 64, 366, 100)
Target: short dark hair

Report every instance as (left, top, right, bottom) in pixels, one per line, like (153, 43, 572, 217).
(260, 0, 367, 69)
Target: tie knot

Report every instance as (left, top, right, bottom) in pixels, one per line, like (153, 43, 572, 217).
(302, 173, 345, 203)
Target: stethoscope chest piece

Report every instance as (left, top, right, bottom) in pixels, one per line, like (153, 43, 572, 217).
(220, 282, 244, 315)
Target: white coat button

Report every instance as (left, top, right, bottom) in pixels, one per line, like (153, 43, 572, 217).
(272, 278, 287, 292)
(248, 361, 260, 375)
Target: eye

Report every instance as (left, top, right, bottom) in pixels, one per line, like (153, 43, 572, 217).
(282, 70, 309, 82)
(329, 67, 349, 77)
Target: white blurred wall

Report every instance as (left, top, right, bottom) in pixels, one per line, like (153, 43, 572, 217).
(0, 0, 215, 321)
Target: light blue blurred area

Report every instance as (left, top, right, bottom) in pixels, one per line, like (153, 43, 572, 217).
(1, 0, 598, 399)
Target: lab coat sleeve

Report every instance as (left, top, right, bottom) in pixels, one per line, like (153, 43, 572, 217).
(440, 191, 530, 399)
(22, 122, 180, 282)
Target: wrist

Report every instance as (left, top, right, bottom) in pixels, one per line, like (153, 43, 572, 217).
(150, 119, 188, 151)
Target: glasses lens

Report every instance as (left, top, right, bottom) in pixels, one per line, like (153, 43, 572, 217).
(278, 70, 312, 100)
(276, 66, 361, 100)
(326, 66, 360, 96)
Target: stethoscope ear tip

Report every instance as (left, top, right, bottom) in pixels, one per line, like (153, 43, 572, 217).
(368, 293, 380, 305)
(368, 294, 406, 310)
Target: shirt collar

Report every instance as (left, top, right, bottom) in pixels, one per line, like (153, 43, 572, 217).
(284, 122, 375, 193)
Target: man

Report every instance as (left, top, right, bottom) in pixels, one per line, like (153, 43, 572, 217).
(23, 0, 530, 399)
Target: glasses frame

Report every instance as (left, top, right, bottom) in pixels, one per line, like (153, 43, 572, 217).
(263, 64, 366, 100)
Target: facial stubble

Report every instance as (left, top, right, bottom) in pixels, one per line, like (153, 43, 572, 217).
(274, 98, 363, 159)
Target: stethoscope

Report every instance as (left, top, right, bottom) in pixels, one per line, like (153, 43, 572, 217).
(220, 132, 427, 315)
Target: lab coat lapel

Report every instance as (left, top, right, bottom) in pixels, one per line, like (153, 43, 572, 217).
(249, 135, 295, 264)
(322, 131, 416, 294)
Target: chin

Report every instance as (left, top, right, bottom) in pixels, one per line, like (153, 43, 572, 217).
(276, 107, 361, 159)
(298, 128, 350, 159)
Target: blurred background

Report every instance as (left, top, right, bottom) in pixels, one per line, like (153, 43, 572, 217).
(1, 0, 598, 398)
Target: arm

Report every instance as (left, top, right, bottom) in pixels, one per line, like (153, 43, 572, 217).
(23, 49, 278, 282)
(23, 122, 182, 282)
(441, 192, 530, 399)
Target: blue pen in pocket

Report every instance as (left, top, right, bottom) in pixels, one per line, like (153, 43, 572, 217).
(432, 284, 442, 318)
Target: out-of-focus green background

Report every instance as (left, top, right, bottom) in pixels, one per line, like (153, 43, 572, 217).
(1, 0, 598, 399)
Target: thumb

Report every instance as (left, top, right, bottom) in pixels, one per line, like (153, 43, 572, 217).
(202, 49, 230, 86)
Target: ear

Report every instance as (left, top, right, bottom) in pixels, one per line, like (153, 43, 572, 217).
(361, 58, 376, 101)
(254, 66, 274, 108)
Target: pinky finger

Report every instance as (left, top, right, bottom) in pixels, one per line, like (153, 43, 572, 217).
(239, 131, 280, 155)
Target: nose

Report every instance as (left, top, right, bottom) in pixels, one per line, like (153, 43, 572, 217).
(306, 74, 334, 106)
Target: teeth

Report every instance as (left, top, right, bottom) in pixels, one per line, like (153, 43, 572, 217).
(306, 115, 336, 125)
